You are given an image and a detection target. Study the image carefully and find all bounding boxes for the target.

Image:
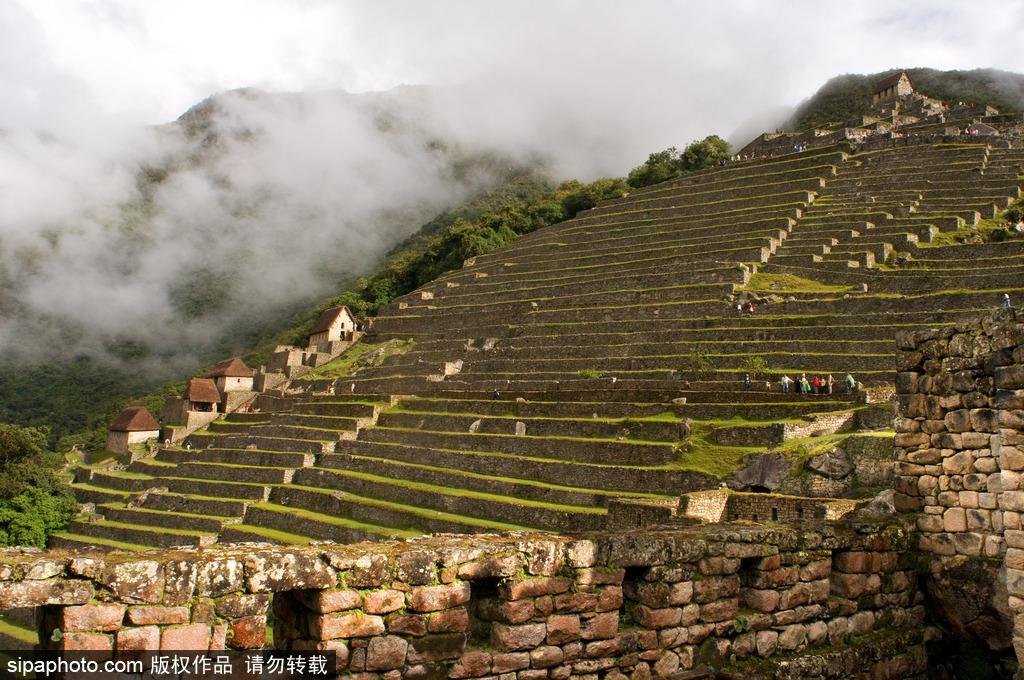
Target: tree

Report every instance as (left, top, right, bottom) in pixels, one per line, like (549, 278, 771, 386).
(0, 423, 76, 547)
(626, 136, 732, 188)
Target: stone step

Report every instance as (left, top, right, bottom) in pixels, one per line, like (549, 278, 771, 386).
(157, 447, 313, 467)
(357, 427, 677, 466)
(173, 462, 297, 484)
(156, 477, 270, 501)
(291, 468, 606, 532)
(138, 492, 250, 517)
(48, 532, 149, 552)
(189, 433, 336, 454)
(270, 486, 507, 535)
(374, 411, 686, 442)
(330, 439, 714, 495)
(100, 505, 231, 533)
(317, 452, 635, 508)
(71, 483, 133, 505)
(241, 502, 416, 543)
(66, 519, 215, 549)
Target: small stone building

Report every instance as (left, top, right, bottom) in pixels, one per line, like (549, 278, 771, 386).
(307, 306, 356, 352)
(203, 357, 255, 393)
(872, 71, 915, 105)
(183, 378, 220, 412)
(106, 406, 160, 454)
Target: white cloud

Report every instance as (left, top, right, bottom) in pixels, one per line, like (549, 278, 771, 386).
(1, 0, 1023, 371)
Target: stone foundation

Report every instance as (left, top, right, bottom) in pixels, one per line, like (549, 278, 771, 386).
(0, 523, 926, 678)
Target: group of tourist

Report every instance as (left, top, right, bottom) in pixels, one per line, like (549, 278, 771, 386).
(743, 372, 857, 395)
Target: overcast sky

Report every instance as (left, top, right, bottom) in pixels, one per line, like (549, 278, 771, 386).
(5, 0, 1024, 140)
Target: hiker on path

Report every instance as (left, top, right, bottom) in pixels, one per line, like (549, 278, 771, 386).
(744, 373, 752, 389)
(781, 375, 793, 393)
(1004, 293, 1012, 309)
(800, 376, 811, 397)
(845, 373, 857, 392)
(827, 374, 835, 394)
(812, 375, 821, 395)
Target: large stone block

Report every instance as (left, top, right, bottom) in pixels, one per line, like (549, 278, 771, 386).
(0, 579, 93, 609)
(492, 623, 547, 652)
(944, 410, 973, 433)
(62, 604, 126, 632)
(407, 583, 471, 612)
(316, 613, 385, 640)
(995, 365, 1024, 389)
(366, 635, 408, 670)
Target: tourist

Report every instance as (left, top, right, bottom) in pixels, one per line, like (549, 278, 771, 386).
(812, 375, 821, 395)
(745, 301, 755, 315)
(781, 375, 793, 393)
(736, 302, 743, 315)
(744, 373, 752, 389)
(845, 373, 857, 392)
(800, 376, 811, 397)
(1004, 293, 1012, 310)
(827, 374, 835, 395)
(765, 380, 772, 391)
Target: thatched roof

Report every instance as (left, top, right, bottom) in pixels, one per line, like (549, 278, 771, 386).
(183, 378, 220, 403)
(109, 406, 160, 432)
(203, 357, 254, 378)
(310, 306, 354, 334)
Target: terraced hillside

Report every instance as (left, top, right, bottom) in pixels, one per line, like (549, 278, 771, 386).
(60, 141, 1024, 549)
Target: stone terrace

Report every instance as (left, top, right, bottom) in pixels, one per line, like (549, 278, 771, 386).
(59, 140, 1024, 548)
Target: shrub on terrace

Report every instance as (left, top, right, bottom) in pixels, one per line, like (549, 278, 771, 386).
(626, 136, 731, 188)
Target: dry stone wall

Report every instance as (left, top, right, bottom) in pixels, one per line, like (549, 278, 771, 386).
(893, 308, 1024, 668)
(0, 525, 926, 679)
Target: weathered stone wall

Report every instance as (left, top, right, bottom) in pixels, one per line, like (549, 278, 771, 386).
(893, 308, 1024, 670)
(0, 524, 926, 679)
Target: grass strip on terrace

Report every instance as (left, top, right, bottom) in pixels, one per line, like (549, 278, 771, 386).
(221, 523, 316, 545)
(299, 340, 415, 381)
(339, 453, 666, 500)
(48, 531, 149, 552)
(253, 500, 422, 538)
(279, 487, 531, 533)
(308, 468, 607, 515)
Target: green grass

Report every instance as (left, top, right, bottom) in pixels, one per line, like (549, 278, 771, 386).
(48, 531, 150, 552)
(313, 467, 607, 515)
(744, 272, 852, 294)
(342, 453, 664, 500)
(299, 339, 415, 381)
(221, 523, 316, 545)
(0, 618, 38, 646)
(254, 501, 422, 538)
(80, 519, 216, 538)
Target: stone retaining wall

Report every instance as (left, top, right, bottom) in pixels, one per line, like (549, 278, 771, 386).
(893, 307, 1024, 670)
(0, 524, 926, 679)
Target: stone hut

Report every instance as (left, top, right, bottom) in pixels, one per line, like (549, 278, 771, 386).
(203, 357, 255, 393)
(307, 305, 356, 352)
(182, 377, 220, 412)
(872, 71, 915, 105)
(105, 406, 160, 454)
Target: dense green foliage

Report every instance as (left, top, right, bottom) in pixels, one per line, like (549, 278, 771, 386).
(0, 424, 76, 547)
(788, 68, 1024, 131)
(626, 136, 731, 188)
(0, 357, 154, 449)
